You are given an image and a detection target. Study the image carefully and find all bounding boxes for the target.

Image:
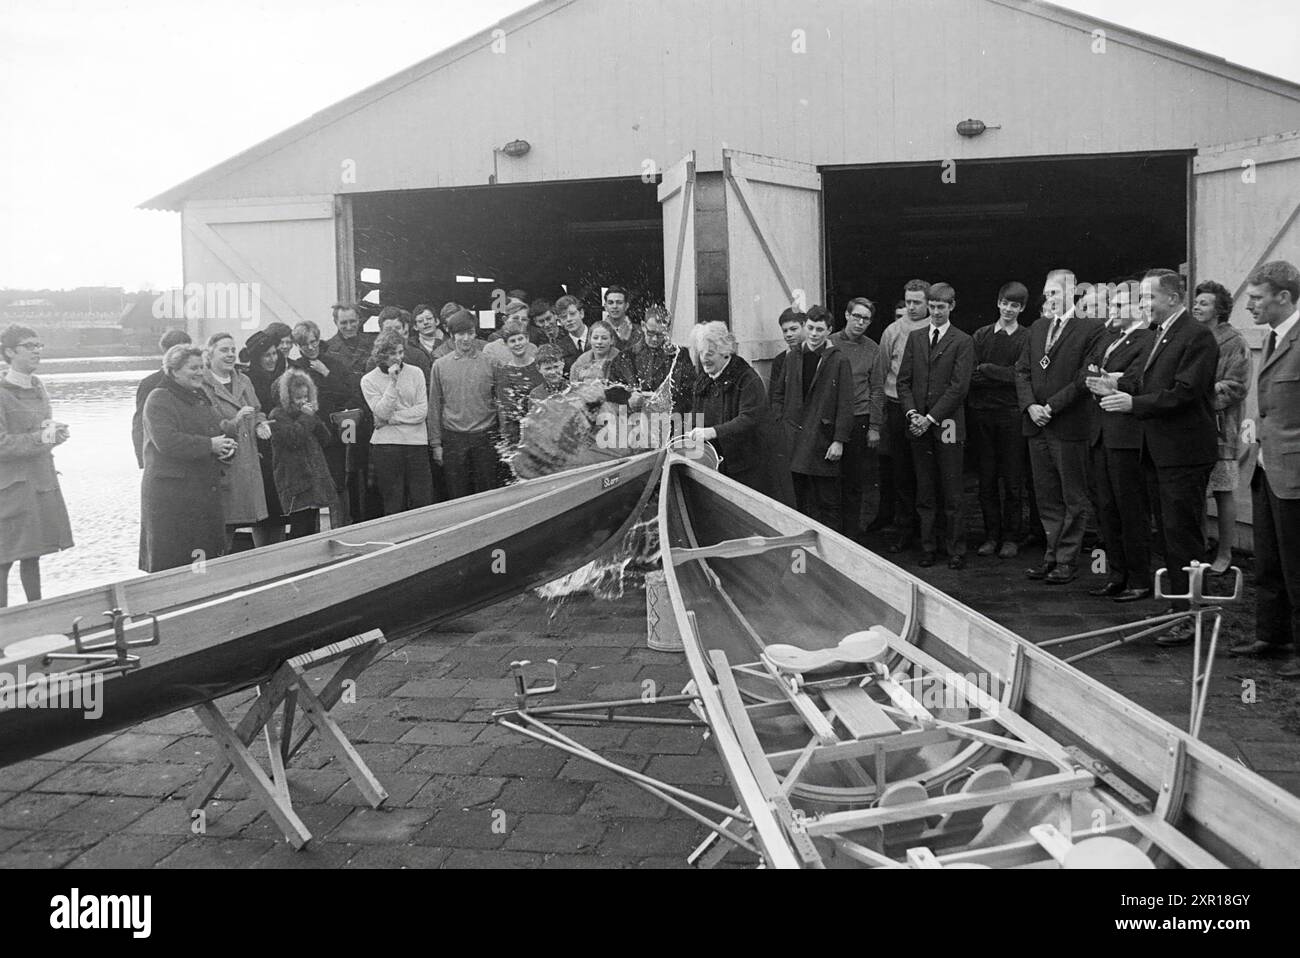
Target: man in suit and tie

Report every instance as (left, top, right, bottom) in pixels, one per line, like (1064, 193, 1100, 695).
(1016, 269, 1105, 585)
(770, 307, 855, 528)
(555, 294, 590, 375)
(1229, 261, 1300, 677)
(897, 283, 974, 569)
(1083, 281, 1155, 602)
(1101, 269, 1219, 645)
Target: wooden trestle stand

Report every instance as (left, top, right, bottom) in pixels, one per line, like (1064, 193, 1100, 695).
(186, 629, 389, 848)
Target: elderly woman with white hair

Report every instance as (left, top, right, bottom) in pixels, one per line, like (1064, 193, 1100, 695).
(686, 321, 770, 492)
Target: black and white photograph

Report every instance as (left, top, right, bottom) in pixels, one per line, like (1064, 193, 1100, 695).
(1, 0, 1298, 923)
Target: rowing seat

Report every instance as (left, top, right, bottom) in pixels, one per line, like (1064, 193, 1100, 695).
(924, 764, 1014, 849)
(764, 629, 891, 676)
(821, 686, 900, 740)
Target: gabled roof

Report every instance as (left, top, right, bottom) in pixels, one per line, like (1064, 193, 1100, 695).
(141, 0, 1300, 212)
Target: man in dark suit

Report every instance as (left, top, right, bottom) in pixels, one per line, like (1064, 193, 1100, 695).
(1016, 270, 1105, 585)
(897, 283, 974, 569)
(554, 294, 590, 375)
(1083, 283, 1155, 602)
(770, 308, 855, 529)
(1230, 260, 1300, 677)
(1102, 269, 1219, 645)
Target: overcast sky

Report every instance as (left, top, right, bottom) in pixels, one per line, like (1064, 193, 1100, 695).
(1, 0, 1297, 291)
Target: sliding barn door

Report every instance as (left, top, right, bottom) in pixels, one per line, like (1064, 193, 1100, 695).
(723, 150, 824, 365)
(181, 196, 340, 341)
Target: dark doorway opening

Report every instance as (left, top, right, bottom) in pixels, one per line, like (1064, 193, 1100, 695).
(823, 153, 1189, 333)
(351, 178, 664, 322)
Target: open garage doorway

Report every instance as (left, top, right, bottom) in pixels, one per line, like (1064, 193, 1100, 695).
(350, 178, 664, 325)
(823, 153, 1189, 333)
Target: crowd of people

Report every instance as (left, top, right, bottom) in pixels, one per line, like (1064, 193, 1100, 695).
(1, 262, 1297, 680)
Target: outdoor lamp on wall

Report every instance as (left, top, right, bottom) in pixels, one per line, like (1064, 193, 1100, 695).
(491, 139, 532, 183)
(956, 119, 1002, 137)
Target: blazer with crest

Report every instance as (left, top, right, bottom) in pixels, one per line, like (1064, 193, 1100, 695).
(1118, 310, 1219, 468)
(1016, 314, 1105, 442)
(896, 323, 975, 441)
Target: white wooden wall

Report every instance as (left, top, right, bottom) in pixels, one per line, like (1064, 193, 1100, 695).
(1193, 130, 1300, 547)
(167, 0, 1300, 207)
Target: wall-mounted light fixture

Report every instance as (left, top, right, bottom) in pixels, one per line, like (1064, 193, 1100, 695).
(956, 119, 1002, 138)
(491, 139, 532, 183)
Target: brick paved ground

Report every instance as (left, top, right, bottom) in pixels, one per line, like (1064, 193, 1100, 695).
(1, 537, 1296, 868)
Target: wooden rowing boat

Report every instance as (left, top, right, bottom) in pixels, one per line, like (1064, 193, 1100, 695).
(0, 452, 662, 769)
(658, 454, 1300, 869)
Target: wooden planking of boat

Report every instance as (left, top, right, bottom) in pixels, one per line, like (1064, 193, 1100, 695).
(658, 454, 1300, 869)
(0, 451, 663, 769)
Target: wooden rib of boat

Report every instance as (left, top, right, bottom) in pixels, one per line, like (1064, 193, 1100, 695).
(658, 454, 1300, 869)
(0, 452, 662, 769)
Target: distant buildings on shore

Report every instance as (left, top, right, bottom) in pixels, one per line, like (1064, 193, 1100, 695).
(1, 288, 176, 356)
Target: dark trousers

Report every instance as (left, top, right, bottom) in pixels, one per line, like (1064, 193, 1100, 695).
(840, 415, 879, 537)
(1252, 467, 1300, 650)
(444, 429, 499, 501)
(971, 407, 1024, 544)
(885, 400, 917, 534)
(371, 444, 435, 516)
(793, 472, 842, 530)
(1093, 444, 1151, 590)
(1029, 433, 1090, 567)
(912, 432, 967, 556)
(1143, 456, 1212, 610)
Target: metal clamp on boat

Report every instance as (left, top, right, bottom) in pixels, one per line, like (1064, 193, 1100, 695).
(42, 607, 161, 679)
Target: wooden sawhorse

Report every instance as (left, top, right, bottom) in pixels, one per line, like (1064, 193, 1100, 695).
(186, 629, 389, 848)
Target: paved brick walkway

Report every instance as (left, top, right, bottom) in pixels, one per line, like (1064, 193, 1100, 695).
(1, 540, 1295, 868)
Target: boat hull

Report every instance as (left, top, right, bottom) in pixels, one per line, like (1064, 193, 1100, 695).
(659, 455, 1300, 869)
(0, 453, 660, 768)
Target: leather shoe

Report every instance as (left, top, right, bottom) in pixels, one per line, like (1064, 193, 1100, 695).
(1228, 640, 1289, 659)
(1045, 564, 1078, 585)
(997, 541, 1018, 559)
(918, 551, 937, 568)
(976, 540, 997, 557)
(888, 536, 913, 555)
(1278, 658, 1300, 680)
(948, 554, 966, 570)
(1156, 623, 1194, 647)
(1089, 581, 1126, 597)
(865, 517, 893, 534)
(1112, 588, 1153, 603)
(1025, 561, 1055, 581)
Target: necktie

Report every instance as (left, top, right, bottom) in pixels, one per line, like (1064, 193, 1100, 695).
(1143, 323, 1166, 372)
(1266, 329, 1278, 361)
(1046, 318, 1063, 353)
(1102, 331, 1128, 363)
(930, 328, 940, 350)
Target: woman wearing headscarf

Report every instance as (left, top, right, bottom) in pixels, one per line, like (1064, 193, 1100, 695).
(140, 344, 237, 572)
(201, 332, 273, 549)
(0, 324, 73, 605)
(242, 330, 286, 529)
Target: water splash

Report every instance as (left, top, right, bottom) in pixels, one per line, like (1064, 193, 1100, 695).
(535, 513, 662, 608)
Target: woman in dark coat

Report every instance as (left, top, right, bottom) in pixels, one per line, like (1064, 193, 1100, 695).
(685, 322, 770, 493)
(0, 324, 73, 605)
(139, 345, 237, 572)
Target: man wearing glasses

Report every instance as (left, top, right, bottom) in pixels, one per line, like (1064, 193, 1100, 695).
(832, 298, 885, 541)
(610, 307, 694, 414)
